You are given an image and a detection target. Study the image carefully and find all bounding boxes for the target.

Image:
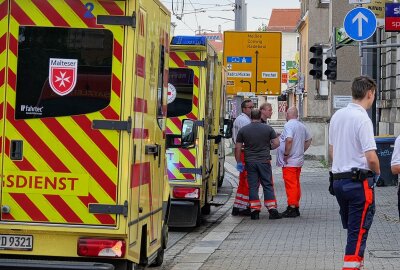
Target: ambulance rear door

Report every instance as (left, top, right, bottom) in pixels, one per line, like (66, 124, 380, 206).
(0, 0, 126, 227)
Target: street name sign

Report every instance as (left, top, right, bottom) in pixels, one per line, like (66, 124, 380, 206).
(349, 0, 371, 4)
(385, 3, 400, 32)
(223, 31, 282, 95)
(344, 7, 377, 41)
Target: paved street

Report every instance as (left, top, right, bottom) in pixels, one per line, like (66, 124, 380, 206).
(157, 154, 400, 270)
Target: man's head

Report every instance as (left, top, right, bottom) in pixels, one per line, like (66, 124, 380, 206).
(259, 102, 273, 120)
(241, 99, 254, 116)
(286, 106, 298, 121)
(250, 109, 262, 121)
(351, 76, 376, 108)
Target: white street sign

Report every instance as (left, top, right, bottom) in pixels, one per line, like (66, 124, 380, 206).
(349, 0, 371, 4)
(227, 71, 252, 78)
(262, 72, 278, 79)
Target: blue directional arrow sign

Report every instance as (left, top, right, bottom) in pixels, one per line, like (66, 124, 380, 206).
(344, 7, 377, 42)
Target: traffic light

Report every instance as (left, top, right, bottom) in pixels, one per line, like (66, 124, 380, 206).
(309, 45, 323, 80)
(324, 57, 337, 81)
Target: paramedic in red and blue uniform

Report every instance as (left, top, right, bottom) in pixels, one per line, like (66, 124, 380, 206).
(329, 76, 380, 270)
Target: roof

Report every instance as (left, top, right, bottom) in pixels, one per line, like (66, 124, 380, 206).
(267, 9, 301, 32)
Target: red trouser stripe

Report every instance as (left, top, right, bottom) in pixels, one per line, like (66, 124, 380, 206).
(282, 167, 302, 207)
(234, 151, 249, 208)
(354, 180, 373, 258)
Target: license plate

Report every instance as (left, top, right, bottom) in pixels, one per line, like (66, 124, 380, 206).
(0, 234, 33, 250)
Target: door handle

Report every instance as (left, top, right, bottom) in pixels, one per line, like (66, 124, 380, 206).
(10, 140, 23, 160)
(145, 144, 159, 156)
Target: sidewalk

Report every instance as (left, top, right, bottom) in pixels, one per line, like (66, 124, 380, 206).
(200, 155, 400, 270)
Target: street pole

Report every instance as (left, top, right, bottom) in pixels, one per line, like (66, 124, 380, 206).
(235, 0, 246, 31)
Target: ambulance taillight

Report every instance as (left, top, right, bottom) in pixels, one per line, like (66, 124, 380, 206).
(173, 187, 200, 199)
(77, 239, 126, 258)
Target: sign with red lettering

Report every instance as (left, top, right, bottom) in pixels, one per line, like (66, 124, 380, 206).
(385, 3, 400, 32)
(49, 58, 78, 96)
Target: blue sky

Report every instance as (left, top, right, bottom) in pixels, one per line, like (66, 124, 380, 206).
(160, 0, 301, 35)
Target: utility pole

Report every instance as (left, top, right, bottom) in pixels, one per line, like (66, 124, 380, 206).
(235, 0, 247, 31)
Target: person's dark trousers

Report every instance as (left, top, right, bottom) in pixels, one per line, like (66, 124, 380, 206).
(245, 162, 277, 210)
(333, 178, 375, 269)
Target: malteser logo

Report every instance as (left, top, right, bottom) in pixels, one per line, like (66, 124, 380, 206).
(49, 58, 78, 96)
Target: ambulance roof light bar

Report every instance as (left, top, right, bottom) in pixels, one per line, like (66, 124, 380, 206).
(171, 36, 207, 46)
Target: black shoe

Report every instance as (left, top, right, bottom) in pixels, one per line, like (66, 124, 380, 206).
(251, 210, 260, 220)
(232, 207, 240, 216)
(268, 209, 282, 220)
(295, 207, 300, 217)
(282, 206, 298, 218)
(239, 208, 251, 216)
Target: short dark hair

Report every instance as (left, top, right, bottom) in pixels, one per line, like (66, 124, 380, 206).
(250, 109, 261, 120)
(352, 75, 376, 100)
(241, 99, 252, 111)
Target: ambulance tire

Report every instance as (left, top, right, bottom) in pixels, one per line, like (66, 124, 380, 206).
(150, 248, 164, 267)
(196, 204, 202, 227)
(217, 164, 224, 188)
(201, 186, 211, 215)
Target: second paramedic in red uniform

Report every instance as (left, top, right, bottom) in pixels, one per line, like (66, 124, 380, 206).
(329, 76, 380, 270)
(231, 100, 253, 216)
(235, 109, 281, 220)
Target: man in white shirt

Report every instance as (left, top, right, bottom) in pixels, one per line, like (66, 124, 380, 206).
(276, 107, 312, 218)
(231, 99, 253, 216)
(329, 76, 380, 270)
(390, 136, 400, 219)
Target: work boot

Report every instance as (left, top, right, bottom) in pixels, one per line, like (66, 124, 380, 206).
(231, 207, 240, 216)
(239, 208, 251, 216)
(282, 206, 298, 218)
(295, 207, 300, 217)
(268, 209, 282, 220)
(250, 210, 260, 220)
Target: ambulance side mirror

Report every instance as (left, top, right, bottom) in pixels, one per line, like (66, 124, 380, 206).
(181, 119, 196, 148)
(222, 119, 233, 139)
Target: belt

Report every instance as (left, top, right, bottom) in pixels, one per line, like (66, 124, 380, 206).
(332, 172, 353, 180)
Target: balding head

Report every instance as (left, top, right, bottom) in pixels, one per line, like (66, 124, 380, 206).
(286, 106, 298, 121)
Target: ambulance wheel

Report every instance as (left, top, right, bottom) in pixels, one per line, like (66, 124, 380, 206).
(217, 166, 224, 187)
(201, 202, 211, 215)
(195, 204, 201, 226)
(150, 248, 164, 267)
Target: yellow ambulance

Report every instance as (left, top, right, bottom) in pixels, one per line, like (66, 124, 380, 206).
(0, 0, 170, 269)
(166, 36, 232, 227)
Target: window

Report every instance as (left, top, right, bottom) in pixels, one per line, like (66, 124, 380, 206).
(15, 26, 113, 119)
(167, 68, 194, 117)
(157, 45, 165, 129)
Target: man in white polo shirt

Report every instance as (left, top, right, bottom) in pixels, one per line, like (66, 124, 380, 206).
(276, 106, 312, 218)
(329, 75, 380, 270)
(390, 136, 400, 219)
(231, 99, 253, 216)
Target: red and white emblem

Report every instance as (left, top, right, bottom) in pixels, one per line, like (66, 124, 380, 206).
(49, 58, 78, 96)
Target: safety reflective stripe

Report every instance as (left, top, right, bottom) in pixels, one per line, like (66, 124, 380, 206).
(233, 203, 247, 209)
(249, 200, 261, 210)
(235, 193, 249, 200)
(264, 200, 277, 209)
(234, 198, 248, 207)
(343, 261, 361, 269)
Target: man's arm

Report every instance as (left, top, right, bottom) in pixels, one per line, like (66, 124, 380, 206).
(304, 138, 312, 152)
(392, 164, 400, 174)
(284, 138, 293, 156)
(235, 142, 243, 163)
(329, 144, 333, 161)
(365, 150, 380, 175)
(271, 137, 280, 150)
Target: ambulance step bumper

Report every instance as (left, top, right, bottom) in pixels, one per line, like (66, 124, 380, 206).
(0, 258, 114, 270)
(168, 200, 199, 228)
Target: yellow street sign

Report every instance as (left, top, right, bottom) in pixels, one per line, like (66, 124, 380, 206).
(223, 31, 282, 95)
